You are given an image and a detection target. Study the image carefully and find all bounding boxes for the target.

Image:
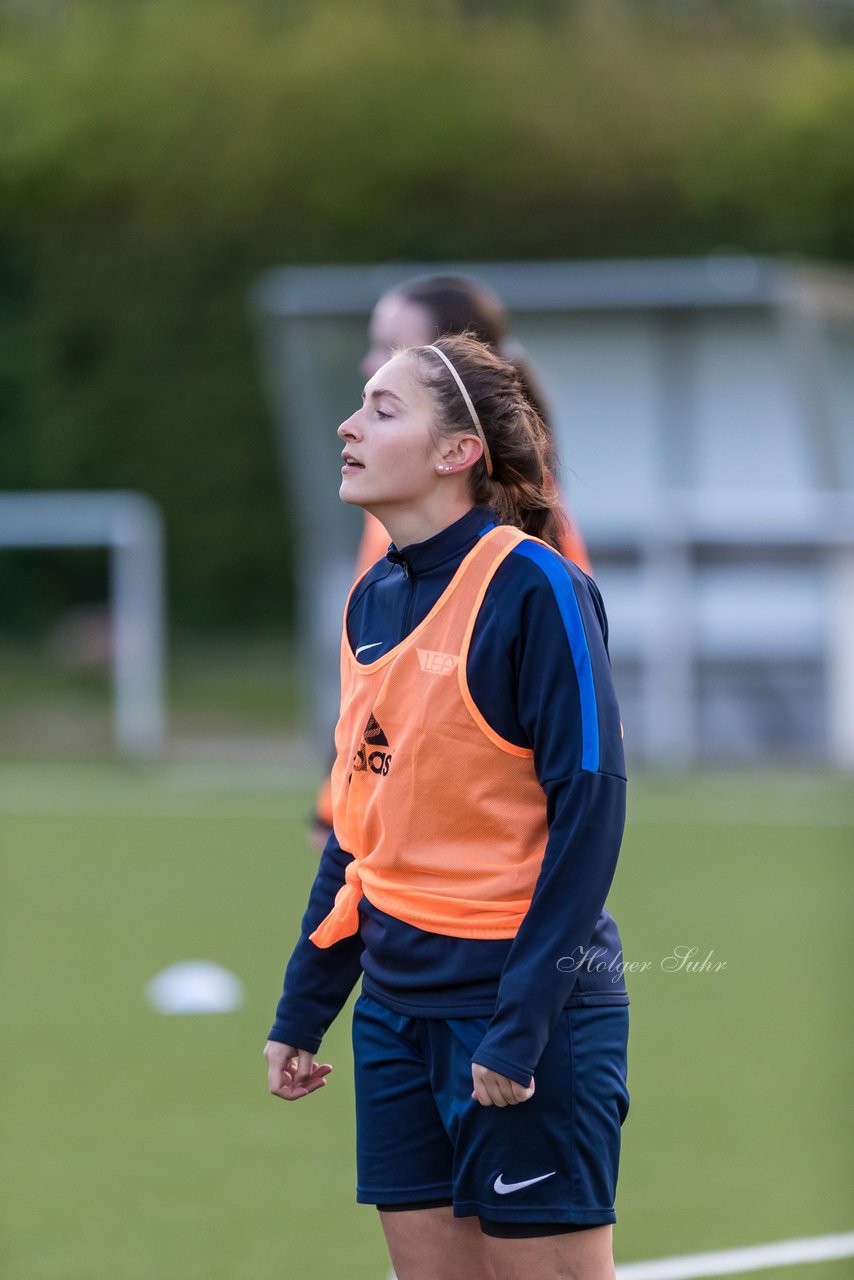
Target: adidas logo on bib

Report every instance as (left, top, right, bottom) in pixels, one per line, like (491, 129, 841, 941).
(352, 712, 392, 777)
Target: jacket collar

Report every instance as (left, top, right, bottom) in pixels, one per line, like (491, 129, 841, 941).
(386, 506, 496, 576)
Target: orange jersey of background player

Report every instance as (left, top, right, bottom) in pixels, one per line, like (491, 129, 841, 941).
(314, 272, 592, 834)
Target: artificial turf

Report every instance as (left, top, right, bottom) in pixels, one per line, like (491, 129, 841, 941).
(2, 765, 851, 1279)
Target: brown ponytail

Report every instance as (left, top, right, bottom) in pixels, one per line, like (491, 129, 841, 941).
(408, 333, 566, 552)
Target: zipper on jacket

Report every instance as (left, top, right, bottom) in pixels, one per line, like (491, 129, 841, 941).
(400, 559, 417, 636)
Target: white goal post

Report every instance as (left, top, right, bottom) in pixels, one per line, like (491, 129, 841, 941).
(0, 491, 166, 758)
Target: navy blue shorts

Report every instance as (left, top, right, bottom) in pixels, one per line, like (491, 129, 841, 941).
(352, 994, 629, 1225)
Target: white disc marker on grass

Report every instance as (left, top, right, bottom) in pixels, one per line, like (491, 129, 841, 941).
(146, 961, 245, 1014)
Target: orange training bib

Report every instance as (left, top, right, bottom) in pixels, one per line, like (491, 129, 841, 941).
(310, 525, 550, 948)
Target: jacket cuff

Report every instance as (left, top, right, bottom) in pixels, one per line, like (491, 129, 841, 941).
(267, 1021, 323, 1054)
(470, 1046, 534, 1089)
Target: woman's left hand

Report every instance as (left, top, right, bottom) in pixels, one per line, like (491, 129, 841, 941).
(471, 1063, 535, 1107)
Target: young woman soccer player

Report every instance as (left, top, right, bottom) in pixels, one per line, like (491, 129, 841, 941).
(266, 334, 629, 1280)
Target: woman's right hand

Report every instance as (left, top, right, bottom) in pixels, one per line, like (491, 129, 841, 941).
(264, 1041, 333, 1101)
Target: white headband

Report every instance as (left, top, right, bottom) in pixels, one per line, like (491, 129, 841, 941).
(425, 344, 494, 477)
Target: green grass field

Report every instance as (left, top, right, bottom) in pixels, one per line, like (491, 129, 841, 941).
(2, 764, 852, 1280)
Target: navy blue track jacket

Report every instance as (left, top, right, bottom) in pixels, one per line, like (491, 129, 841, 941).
(269, 506, 628, 1087)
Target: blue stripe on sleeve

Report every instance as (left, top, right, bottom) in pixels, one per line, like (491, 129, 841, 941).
(513, 542, 600, 772)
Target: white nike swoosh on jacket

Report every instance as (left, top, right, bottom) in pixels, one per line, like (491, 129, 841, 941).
(355, 642, 383, 658)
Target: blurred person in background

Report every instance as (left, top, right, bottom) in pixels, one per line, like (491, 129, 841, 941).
(266, 332, 628, 1280)
(357, 273, 590, 578)
(313, 273, 591, 839)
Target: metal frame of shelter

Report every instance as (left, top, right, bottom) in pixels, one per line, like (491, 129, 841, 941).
(252, 256, 854, 767)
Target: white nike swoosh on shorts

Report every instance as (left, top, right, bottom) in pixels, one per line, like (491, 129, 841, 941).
(493, 1171, 556, 1195)
(355, 642, 383, 658)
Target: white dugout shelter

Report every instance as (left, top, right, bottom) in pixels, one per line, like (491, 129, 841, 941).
(251, 256, 854, 767)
